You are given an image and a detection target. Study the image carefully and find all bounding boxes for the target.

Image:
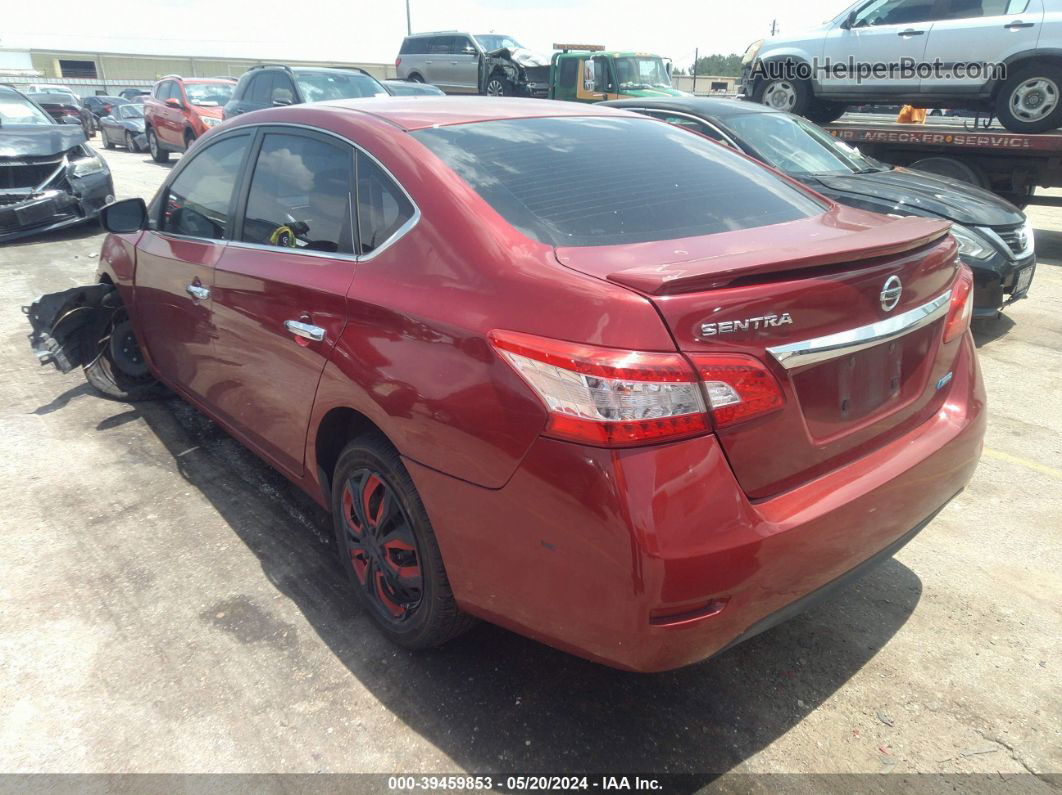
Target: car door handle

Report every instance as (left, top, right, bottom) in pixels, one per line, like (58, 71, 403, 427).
(1004, 20, 1035, 28)
(185, 283, 210, 301)
(897, 28, 925, 36)
(284, 320, 325, 342)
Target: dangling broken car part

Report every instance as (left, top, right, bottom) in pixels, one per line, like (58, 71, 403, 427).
(24, 283, 119, 373)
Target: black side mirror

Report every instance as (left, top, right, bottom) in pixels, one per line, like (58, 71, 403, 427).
(842, 10, 857, 28)
(99, 198, 148, 233)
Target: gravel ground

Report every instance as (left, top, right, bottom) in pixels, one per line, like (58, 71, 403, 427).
(0, 144, 1059, 784)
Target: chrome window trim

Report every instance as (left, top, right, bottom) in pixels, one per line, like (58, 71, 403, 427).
(225, 239, 359, 262)
(766, 290, 952, 370)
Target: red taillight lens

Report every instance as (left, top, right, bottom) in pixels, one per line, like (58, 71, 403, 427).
(943, 265, 974, 343)
(395, 57, 402, 68)
(490, 330, 710, 447)
(689, 354, 785, 428)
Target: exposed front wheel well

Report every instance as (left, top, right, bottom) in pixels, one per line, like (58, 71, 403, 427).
(314, 407, 391, 506)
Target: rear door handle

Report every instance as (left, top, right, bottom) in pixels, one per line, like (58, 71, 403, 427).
(284, 320, 325, 342)
(185, 283, 210, 301)
(1004, 20, 1035, 28)
(897, 28, 925, 35)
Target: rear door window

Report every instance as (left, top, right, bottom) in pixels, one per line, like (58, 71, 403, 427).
(161, 134, 252, 239)
(412, 116, 823, 247)
(427, 36, 454, 55)
(355, 152, 415, 255)
(240, 132, 354, 253)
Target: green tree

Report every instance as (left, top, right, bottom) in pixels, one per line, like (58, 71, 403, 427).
(691, 53, 743, 77)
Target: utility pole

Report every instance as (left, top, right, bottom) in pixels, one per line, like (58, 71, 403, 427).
(692, 47, 698, 95)
(406, 0, 412, 35)
(770, 19, 778, 36)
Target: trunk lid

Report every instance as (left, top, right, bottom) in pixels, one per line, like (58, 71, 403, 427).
(555, 207, 961, 498)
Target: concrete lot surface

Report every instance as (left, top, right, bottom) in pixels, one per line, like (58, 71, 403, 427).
(0, 146, 1059, 780)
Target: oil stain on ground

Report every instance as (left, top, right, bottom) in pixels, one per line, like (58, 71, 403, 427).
(200, 595, 298, 650)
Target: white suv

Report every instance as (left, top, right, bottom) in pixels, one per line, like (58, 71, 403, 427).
(739, 0, 1062, 132)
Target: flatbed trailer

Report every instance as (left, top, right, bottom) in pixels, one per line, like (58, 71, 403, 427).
(825, 115, 1062, 208)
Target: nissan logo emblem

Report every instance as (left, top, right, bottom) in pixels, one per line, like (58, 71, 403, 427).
(880, 276, 902, 312)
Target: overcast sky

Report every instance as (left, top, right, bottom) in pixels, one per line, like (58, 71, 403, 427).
(2, 0, 848, 70)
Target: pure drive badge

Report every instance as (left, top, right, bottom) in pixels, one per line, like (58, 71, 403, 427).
(700, 312, 793, 337)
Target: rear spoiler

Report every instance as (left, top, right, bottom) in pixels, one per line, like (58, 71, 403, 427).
(606, 216, 953, 296)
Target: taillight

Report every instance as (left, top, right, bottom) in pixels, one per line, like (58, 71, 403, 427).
(489, 330, 709, 447)
(943, 265, 974, 343)
(690, 354, 785, 428)
(395, 57, 402, 68)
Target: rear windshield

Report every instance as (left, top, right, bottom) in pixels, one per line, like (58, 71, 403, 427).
(295, 71, 388, 102)
(412, 116, 825, 247)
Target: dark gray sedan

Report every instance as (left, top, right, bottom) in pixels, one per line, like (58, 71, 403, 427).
(604, 96, 1035, 319)
(98, 103, 147, 153)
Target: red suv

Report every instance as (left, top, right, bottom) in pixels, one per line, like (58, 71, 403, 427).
(143, 75, 235, 162)
(29, 98, 985, 672)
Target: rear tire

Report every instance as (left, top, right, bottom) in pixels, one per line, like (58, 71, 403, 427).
(331, 434, 475, 650)
(102, 129, 115, 149)
(908, 156, 989, 189)
(147, 128, 169, 163)
(408, 74, 425, 83)
(995, 63, 1062, 133)
(806, 101, 847, 124)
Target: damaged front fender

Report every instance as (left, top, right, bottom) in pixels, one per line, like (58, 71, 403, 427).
(24, 283, 118, 373)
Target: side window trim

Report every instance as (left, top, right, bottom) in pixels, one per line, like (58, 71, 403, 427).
(153, 129, 255, 242)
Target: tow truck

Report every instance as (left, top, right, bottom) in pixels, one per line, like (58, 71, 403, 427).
(825, 113, 1062, 208)
(547, 45, 688, 103)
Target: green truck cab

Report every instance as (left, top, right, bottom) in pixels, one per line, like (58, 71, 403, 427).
(548, 45, 688, 103)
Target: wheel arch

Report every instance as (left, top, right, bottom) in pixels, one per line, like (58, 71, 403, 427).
(989, 49, 1062, 99)
(313, 406, 393, 507)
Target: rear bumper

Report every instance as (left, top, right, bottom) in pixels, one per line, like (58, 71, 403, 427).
(407, 333, 985, 671)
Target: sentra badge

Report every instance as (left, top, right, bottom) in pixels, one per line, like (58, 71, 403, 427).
(700, 312, 793, 337)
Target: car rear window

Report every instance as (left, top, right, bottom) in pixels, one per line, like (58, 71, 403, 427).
(411, 116, 825, 247)
(294, 71, 388, 102)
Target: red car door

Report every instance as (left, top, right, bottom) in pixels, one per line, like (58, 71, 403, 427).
(204, 128, 357, 477)
(134, 132, 253, 398)
(159, 80, 183, 147)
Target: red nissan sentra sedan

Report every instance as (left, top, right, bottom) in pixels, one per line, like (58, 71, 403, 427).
(28, 98, 985, 672)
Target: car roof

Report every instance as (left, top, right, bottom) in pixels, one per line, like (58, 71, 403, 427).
(316, 96, 636, 131)
(603, 96, 780, 120)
